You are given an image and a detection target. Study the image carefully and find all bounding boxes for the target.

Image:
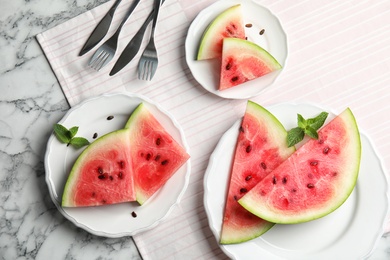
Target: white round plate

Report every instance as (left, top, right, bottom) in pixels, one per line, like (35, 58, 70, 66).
(45, 93, 191, 237)
(204, 103, 389, 259)
(185, 0, 288, 99)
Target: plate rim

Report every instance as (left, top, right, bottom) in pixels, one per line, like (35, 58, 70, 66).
(185, 0, 289, 99)
(44, 92, 192, 238)
(203, 102, 390, 259)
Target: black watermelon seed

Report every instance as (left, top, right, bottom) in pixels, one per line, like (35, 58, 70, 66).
(161, 160, 169, 165)
(282, 177, 288, 184)
(259, 29, 265, 35)
(307, 183, 315, 189)
(272, 176, 277, 184)
(131, 211, 137, 218)
(119, 161, 125, 169)
(310, 161, 318, 166)
(225, 62, 232, 70)
(260, 162, 267, 170)
(231, 76, 239, 82)
(93, 133, 98, 139)
(240, 188, 248, 193)
(107, 115, 114, 120)
(323, 147, 330, 154)
(245, 175, 252, 181)
(239, 126, 244, 133)
(146, 153, 151, 161)
(246, 145, 252, 153)
(233, 195, 238, 201)
(98, 174, 105, 180)
(156, 138, 161, 146)
(98, 167, 103, 174)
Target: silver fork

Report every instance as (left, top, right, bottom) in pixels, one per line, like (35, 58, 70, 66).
(89, 0, 140, 71)
(137, 0, 162, 81)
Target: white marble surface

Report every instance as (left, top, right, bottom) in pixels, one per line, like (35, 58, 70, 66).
(0, 0, 389, 259)
(0, 0, 141, 259)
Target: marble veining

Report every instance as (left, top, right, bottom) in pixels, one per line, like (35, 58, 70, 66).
(0, 0, 389, 259)
(0, 0, 141, 259)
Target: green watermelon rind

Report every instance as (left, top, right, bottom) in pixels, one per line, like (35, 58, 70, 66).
(220, 101, 295, 244)
(219, 38, 282, 90)
(238, 108, 361, 224)
(124, 103, 151, 205)
(197, 4, 244, 60)
(124, 103, 190, 205)
(62, 128, 133, 207)
(246, 101, 292, 155)
(224, 38, 282, 71)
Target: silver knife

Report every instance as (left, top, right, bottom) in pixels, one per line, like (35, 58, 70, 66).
(109, 0, 165, 76)
(79, 0, 122, 56)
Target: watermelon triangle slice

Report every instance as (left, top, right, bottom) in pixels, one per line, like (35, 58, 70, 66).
(125, 103, 190, 205)
(239, 108, 361, 224)
(197, 4, 245, 60)
(220, 101, 295, 244)
(219, 38, 282, 90)
(62, 129, 136, 207)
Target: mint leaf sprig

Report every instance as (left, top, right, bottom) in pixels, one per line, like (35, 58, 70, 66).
(287, 112, 328, 147)
(53, 124, 90, 149)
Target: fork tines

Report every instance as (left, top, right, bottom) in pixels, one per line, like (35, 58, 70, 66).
(89, 51, 111, 71)
(138, 59, 157, 81)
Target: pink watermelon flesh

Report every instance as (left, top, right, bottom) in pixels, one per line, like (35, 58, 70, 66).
(125, 103, 190, 205)
(239, 108, 361, 224)
(197, 4, 245, 60)
(220, 101, 295, 244)
(219, 38, 282, 91)
(62, 129, 135, 207)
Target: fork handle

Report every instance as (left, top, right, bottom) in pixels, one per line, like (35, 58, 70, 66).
(108, 0, 122, 17)
(151, 0, 162, 36)
(113, 0, 141, 38)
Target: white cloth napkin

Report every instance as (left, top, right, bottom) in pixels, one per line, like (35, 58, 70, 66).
(37, 0, 390, 258)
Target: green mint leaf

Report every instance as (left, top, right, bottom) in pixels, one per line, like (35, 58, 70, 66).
(69, 137, 90, 149)
(287, 111, 329, 146)
(297, 114, 307, 129)
(287, 127, 305, 147)
(304, 125, 319, 139)
(53, 124, 71, 144)
(69, 126, 79, 139)
(307, 112, 328, 130)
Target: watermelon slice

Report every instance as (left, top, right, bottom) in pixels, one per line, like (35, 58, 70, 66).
(125, 103, 190, 205)
(62, 129, 135, 207)
(239, 108, 361, 224)
(197, 4, 245, 60)
(219, 38, 282, 90)
(220, 101, 295, 244)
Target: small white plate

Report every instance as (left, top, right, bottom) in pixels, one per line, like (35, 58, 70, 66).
(204, 103, 389, 259)
(185, 0, 288, 99)
(45, 93, 191, 237)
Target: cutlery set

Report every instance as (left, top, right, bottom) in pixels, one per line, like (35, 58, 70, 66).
(79, 0, 163, 80)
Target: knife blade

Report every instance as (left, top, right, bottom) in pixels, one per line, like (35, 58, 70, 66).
(109, 0, 165, 76)
(79, 0, 122, 56)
